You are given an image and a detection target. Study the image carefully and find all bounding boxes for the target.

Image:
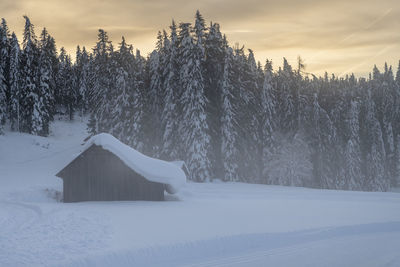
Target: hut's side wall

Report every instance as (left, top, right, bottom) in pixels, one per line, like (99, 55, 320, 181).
(62, 145, 164, 202)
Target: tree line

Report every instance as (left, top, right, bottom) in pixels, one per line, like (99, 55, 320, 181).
(1, 12, 400, 191)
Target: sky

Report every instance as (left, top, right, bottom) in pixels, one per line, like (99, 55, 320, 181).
(1, 0, 399, 77)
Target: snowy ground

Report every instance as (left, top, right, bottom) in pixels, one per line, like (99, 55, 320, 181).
(1, 118, 400, 267)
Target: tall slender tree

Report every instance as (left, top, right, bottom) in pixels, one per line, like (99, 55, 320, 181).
(261, 60, 276, 183)
(161, 21, 181, 160)
(178, 22, 211, 181)
(8, 33, 20, 131)
(220, 47, 239, 181)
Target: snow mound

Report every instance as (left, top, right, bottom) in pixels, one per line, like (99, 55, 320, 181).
(82, 133, 186, 194)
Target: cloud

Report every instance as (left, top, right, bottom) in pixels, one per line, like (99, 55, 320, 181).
(1, 0, 399, 76)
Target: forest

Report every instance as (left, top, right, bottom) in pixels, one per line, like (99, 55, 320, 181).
(0, 12, 399, 191)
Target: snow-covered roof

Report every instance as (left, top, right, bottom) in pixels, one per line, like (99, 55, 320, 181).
(62, 133, 186, 194)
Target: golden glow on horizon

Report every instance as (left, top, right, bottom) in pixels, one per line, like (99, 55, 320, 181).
(1, 0, 399, 77)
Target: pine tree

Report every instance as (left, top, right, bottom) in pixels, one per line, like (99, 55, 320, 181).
(231, 48, 261, 182)
(124, 49, 146, 151)
(0, 19, 10, 132)
(310, 92, 337, 188)
(88, 29, 113, 135)
(193, 10, 206, 57)
(204, 22, 226, 177)
(109, 37, 133, 142)
(147, 32, 164, 155)
(19, 16, 40, 134)
(395, 134, 400, 187)
(278, 58, 297, 133)
(344, 100, 362, 190)
(267, 132, 313, 186)
(261, 60, 276, 183)
(77, 46, 90, 114)
(8, 33, 20, 131)
(178, 22, 211, 182)
(36, 27, 55, 135)
(362, 85, 388, 191)
(58, 48, 75, 120)
(220, 47, 239, 181)
(161, 21, 181, 160)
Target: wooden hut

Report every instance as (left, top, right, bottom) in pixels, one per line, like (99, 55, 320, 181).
(56, 133, 186, 203)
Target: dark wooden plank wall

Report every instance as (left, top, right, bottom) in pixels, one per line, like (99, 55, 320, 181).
(62, 145, 164, 202)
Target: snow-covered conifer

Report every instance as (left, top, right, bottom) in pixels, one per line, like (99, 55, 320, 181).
(261, 60, 276, 182)
(161, 21, 181, 160)
(220, 47, 239, 181)
(9, 33, 20, 131)
(178, 22, 211, 182)
(344, 100, 362, 190)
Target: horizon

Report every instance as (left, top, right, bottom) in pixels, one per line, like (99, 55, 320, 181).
(1, 0, 399, 78)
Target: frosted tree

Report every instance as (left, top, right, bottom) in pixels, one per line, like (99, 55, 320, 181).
(310, 92, 338, 188)
(244, 49, 262, 181)
(231, 47, 260, 181)
(261, 60, 276, 182)
(36, 27, 56, 135)
(124, 49, 146, 151)
(268, 133, 313, 187)
(344, 100, 362, 190)
(204, 22, 225, 177)
(75, 46, 90, 115)
(0, 74, 5, 133)
(9, 33, 20, 131)
(110, 37, 144, 151)
(395, 134, 400, 187)
(109, 39, 132, 142)
(362, 86, 388, 191)
(193, 10, 206, 57)
(19, 16, 40, 134)
(161, 21, 181, 160)
(148, 32, 163, 115)
(178, 22, 211, 182)
(220, 47, 239, 181)
(147, 32, 164, 155)
(278, 58, 297, 133)
(87, 29, 113, 135)
(58, 48, 75, 120)
(394, 61, 400, 137)
(0, 19, 10, 132)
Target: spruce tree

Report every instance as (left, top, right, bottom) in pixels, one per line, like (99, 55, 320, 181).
(20, 16, 40, 134)
(278, 58, 297, 133)
(109, 37, 133, 143)
(204, 22, 226, 177)
(362, 85, 388, 191)
(161, 21, 181, 160)
(344, 100, 363, 190)
(0, 19, 9, 132)
(267, 132, 313, 187)
(36, 27, 55, 135)
(58, 48, 75, 120)
(220, 47, 239, 181)
(395, 134, 400, 187)
(77, 46, 90, 115)
(88, 29, 113, 135)
(147, 32, 164, 155)
(178, 22, 211, 182)
(310, 92, 337, 188)
(8, 33, 20, 131)
(261, 60, 276, 183)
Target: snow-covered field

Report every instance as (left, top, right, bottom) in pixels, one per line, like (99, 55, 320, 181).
(1, 118, 400, 267)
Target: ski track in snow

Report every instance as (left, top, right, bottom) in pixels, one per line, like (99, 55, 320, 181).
(62, 222, 400, 267)
(1, 118, 400, 266)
